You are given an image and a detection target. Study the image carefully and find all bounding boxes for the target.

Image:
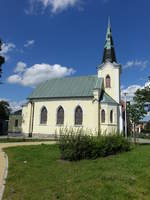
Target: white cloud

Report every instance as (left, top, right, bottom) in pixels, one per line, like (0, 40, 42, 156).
(0, 98, 26, 112)
(26, 0, 81, 14)
(14, 62, 27, 73)
(121, 85, 142, 102)
(7, 62, 76, 87)
(0, 42, 16, 60)
(145, 80, 150, 88)
(24, 40, 35, 48)
(121, 80, 150, 102)
(9, 100, 27, 112)
(123, 60, 149, 71)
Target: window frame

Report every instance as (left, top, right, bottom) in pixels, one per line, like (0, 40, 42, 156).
(101, 109, 105, 123)
(105, 75, 111, 88)
(110, 110, 113, 123)
(74, 106, 83, 126)
(40, 106, 48, 125)
(56, 106, 64, 125)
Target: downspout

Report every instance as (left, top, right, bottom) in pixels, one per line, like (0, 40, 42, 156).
(29, 101, 34, 137)
(31, 102, 35, 137)
(98, 101, 100, 135)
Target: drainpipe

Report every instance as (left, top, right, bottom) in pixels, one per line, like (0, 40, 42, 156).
(29, 101, 34, 137)
(98, 101, 100, 135)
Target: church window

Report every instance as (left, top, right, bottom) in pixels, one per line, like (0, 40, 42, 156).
(40, 107, 47, 124)
(110, 110, 113, 123)
(57, 106, 64, 125)
(75, 106, 83, 125)
(106, 75, 111, 88)
(101, 109, 105, 123)
(15, 119, 18, 127)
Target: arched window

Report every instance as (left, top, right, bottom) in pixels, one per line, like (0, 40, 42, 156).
(110, 110, 113, 123)
(106, 75, 111, 88)
(101, 109, 105, 123)
(75, 106, 83, 125)
(15, 119, 18, 127)
(40, 107, 47, 124)
(57, 106, 64, 125)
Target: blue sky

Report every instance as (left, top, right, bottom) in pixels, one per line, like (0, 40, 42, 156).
(0, 0, 150, 110)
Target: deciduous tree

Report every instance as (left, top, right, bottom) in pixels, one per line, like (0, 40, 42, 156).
(0, 101, 11, 120)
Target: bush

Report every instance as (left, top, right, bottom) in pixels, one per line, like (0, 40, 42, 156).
(58, 129, 131, 161)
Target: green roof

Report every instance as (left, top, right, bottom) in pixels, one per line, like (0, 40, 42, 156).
(29, 75, 103, 99)
(100, 91, 118, 105)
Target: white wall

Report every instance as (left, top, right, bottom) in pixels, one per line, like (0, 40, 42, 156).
(100, 103, 118, 133)
(98, 62, 121, 104)
(22, 103, 31, 134)
(23, 98, 99, 135)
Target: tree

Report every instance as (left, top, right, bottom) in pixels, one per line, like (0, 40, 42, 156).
(127, 103, 146, 135)
(134, 87, 150, 104)
(0, 101, 11, 120)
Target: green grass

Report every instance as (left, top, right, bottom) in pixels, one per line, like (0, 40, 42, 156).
(3, 144, 150, 200)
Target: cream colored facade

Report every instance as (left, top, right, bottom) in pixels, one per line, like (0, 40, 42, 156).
(22, 98, 97, 135)
(22, 61, 123, 137)
(22, 100, 119, 137)
(22, 20, 123, 137)
(98, 62, 121, 104)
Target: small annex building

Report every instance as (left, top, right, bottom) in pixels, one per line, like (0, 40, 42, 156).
(22, 19, 123, 137)
(8, 110, 22, 134)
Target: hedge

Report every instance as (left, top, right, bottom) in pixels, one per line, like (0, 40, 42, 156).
(58, 129, 131, 161)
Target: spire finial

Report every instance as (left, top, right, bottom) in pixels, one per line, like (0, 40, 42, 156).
(102, 18, 117, 63)
(108, 16, 111, 28)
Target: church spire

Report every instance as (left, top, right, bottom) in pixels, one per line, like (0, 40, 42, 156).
(102, 17, 117, 63)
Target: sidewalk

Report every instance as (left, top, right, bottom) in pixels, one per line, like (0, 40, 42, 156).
(0, 141, 56, 200)
(130, 137, 150, 144)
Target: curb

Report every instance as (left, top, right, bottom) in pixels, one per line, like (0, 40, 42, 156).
(0, 152, 8, 200)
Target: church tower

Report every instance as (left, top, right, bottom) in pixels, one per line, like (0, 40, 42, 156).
(98, 18, 121, 104)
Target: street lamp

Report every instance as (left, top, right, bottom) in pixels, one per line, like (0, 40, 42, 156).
(124, 92, 128, 138)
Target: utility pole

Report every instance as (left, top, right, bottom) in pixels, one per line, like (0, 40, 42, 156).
(124, 92, 128, 138)
(0, 39, 5, 83)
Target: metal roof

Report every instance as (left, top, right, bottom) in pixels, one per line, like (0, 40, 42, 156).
(100, 91, 118, 105)
(29, 75, 103, 99)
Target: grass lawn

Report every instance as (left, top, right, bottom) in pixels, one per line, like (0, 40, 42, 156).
(3, 144, 150, 200)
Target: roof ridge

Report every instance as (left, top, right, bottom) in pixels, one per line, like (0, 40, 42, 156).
(46, 75, 97, 82)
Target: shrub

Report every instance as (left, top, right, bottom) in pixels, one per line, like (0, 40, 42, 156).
(58, 129, 131, 161)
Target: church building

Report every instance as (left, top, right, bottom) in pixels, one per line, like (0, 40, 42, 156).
(22, 19, 123, 137)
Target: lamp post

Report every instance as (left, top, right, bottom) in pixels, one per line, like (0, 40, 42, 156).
(124, 92, 128, 138)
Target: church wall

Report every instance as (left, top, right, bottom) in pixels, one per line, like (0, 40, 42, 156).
(22, 103, 31, 134)
(100, 103, 118, 134)
(30, 98, 99, 136)
(98, 62, 121, 104)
